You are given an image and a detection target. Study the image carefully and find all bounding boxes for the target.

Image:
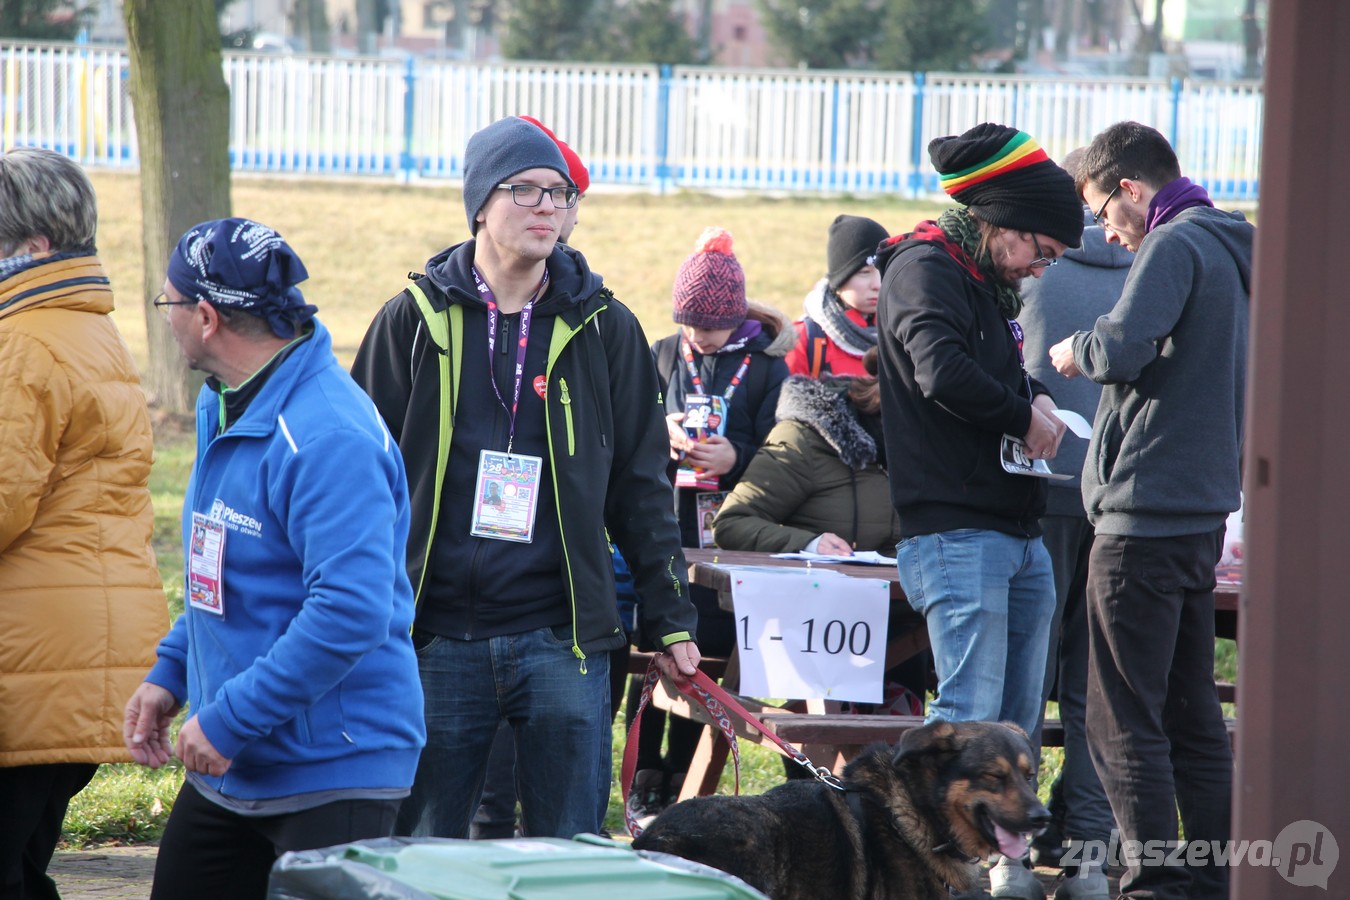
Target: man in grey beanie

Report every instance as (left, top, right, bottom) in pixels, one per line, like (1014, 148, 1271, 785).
(352, 117, 701, 841)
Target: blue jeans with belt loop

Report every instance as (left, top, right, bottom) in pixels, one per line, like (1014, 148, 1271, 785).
(395, 624, 611, 841)
(895, 529, 1056, 738)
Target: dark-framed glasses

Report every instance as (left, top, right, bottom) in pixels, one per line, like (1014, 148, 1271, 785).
(1092, 182, 1123, 228)
(495, 183, 579, 209)
(1029, 234, 1057, 270)
(152, 291, 198, 314)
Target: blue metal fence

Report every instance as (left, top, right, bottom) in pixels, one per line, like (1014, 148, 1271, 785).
(0, 41, 1263, 201)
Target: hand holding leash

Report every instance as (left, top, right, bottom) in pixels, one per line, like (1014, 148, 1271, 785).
(654, 639, 701, 688)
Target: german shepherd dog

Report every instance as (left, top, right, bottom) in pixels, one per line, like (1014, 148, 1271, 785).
(632, 720, 1049, 900)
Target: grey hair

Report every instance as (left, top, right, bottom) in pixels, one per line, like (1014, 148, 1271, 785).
(0, 147, 98, 256)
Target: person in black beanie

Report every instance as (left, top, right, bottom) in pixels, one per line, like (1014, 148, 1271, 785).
(784, 214, 890, 378)
(872, 122, 1083, 900)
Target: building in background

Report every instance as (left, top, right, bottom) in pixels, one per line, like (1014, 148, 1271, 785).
(28, 0, 1263, 77)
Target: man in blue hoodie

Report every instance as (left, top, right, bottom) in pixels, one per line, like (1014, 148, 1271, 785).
(351, 117, 700, 842)
(123, 218, 426, 899)
(1050, 121, 1253, 900)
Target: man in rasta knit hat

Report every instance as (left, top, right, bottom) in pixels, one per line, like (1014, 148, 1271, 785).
(874, 122, 1083, 900)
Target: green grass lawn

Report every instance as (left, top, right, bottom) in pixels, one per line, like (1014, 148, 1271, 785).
(62, 175, 1242, 847)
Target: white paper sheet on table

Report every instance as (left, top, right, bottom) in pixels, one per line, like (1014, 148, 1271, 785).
(728, 566, 889, 703)
(769, 550, 895, 565)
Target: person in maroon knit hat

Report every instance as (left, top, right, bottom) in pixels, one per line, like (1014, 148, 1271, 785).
(627, 226, 796, 826)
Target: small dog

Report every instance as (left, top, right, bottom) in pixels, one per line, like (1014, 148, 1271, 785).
(632, 720, 1049, 899)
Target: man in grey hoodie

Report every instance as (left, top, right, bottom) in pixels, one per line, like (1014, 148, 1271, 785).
(1020, 196, 1132, 899)
(1049, 121, 1252, 900)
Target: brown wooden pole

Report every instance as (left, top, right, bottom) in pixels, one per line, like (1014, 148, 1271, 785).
(1233, 2, 1350, 897)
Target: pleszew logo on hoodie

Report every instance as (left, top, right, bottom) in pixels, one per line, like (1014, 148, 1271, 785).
(210, 498, 264, 538)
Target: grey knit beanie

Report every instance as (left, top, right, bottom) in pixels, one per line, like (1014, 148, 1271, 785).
(463, 117, 573, 234)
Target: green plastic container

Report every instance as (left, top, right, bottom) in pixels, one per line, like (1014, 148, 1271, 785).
(267, 835, 770, 900)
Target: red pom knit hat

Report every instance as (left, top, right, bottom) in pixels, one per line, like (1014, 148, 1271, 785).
(672, 227, 747, 330)
(517, 116, 590, 194)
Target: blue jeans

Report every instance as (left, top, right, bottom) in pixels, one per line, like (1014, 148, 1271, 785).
(396, 625, 611, 840)
(895, 529, 1055, 737)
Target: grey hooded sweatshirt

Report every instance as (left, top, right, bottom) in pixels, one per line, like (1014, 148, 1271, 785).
(1020, 224, 1134, 516)
(1070, 206, 1253, 537)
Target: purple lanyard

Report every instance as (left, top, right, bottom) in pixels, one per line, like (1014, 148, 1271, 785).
(474, 266, 547, 454)
(1006, 318, 1032, 398)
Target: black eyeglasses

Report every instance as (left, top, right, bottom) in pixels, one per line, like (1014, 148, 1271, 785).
(152, 291, 198, 314)
(495, 183, 580, 209)
(1091, 182, 1123, 228)
(1029, 234, 1057, 270)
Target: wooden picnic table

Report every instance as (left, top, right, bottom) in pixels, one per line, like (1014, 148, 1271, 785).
(652, 548, 1242, 798)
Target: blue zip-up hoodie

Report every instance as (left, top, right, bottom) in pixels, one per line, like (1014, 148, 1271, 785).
(145, 318, 425, 801)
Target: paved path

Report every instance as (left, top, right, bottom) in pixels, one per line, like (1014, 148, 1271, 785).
(49, 844, 1117, 898)
(50, 846, 158, 900)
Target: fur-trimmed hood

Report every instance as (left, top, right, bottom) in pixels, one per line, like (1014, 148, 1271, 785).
(775, 375, 878, 470)
(747, 299, 798, 358)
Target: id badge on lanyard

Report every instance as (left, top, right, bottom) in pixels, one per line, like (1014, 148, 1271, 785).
(188, 512, 226, 615)
(470, 449, 544, 542)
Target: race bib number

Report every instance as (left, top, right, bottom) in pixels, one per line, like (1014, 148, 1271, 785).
(188, 512, 226, 615)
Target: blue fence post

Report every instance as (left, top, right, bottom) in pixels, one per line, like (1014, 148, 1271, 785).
(828, 79, 840, 192)
(1169, 76, 1182, 149)
(656, 64, 672, 195)
(400, 55, 416, 183)
(909, 72, 926, 199)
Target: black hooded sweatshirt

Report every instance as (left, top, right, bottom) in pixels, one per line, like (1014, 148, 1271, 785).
(874, 231, 1049, 539)
(351, 240, 696, 658)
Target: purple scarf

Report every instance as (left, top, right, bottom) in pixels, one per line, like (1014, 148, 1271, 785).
(716, 318, 763, 354)
(1145, 177, 1215, 233)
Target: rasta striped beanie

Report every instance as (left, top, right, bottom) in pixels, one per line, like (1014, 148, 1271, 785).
(929, 123, 1083, 249)
(672, 227, 748, 330)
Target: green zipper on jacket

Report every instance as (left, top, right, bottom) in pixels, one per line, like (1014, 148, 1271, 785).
(558, 378, 575, 456)
(545, 304, 607, 667)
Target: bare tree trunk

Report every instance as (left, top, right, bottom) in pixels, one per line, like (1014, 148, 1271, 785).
(1242, 0, 1261, 79)
(123, 0, 232, 415)
(1054, 0, 1074, 59)
(356, 0, 378, 54)
(1125, 0, 1165, 75)
(292, 0, 332, 53)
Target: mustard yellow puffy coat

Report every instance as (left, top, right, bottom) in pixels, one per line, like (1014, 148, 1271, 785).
(0, 253, 169, 768)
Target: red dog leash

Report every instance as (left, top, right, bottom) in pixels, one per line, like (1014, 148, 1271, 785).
(621, 657, 844, 838)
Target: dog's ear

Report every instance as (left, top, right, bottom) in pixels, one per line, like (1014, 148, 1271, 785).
(998, 721, 1029, 740)
(894, 721, 962, 764)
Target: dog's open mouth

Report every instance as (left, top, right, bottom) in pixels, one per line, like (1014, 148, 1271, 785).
(977, 808, 1033, 859)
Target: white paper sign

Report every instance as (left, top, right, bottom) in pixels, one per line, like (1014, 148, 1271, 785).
(727, 566, 890, 703)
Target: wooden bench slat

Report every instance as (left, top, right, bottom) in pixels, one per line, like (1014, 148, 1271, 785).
(759, 713, 1237, 750)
